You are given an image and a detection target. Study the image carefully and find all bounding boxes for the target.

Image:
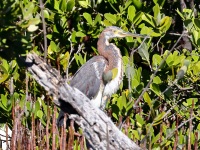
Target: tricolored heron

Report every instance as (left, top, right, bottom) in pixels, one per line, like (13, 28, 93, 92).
(57, 26, 144, 126)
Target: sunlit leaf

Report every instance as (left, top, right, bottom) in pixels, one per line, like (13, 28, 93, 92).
(132, 130, 140, 140)
(76, 31, 86, 37)
(43, 9, 49, 19)
(153, 4, 161, 25)
(159, 16, 172, 31)
(60, 51, 70, 70)
(60, 0, 67, 11)
(136, 114, 145, 127)
(152, 54, 162, 69)
(142, 14, 156, 27)
(94, 14, 101, 25)
(153, 76, 162, 84)
(128, 5, 136, 21)
(27, 24, 38, 32)
(104, 13, 116, 24)
(79, 0, 90, 8)
(83, 13, 93, 25)
(37, 110, 43, 119)
(143, 92, 152, 108)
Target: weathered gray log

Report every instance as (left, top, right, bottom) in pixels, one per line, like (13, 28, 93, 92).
(25, 53, 142, 150)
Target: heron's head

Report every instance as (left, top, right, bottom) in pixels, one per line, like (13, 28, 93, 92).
(102, 26, 145, 40)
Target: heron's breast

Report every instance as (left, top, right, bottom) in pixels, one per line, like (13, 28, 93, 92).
(103, 58, 123, 96)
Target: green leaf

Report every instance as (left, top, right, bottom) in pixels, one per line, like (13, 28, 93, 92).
(136, 114, 145, 127)
(132, 130, 140, 140)
(48, 41, 57, 54)
(1, 59, 9, 71)
(153, 4, 161, 25)
(152, 54, 162, 69)
(22, 2, 34, 20)
(79, 0, 90, 8)
(83, 13, 93, 25)
(143, 92, 152, 108)
(37, 110, 43, 119)
(128, 5, 136, 21)
(60, 0, 67, 11)
(43, 9, 49, 19)
(74, 53, 85, 66)
(76, 31, 86, 37)
(71, 31, 77, 43)
(186, 98, 198, 106)
(131, 78, 139, 89)
(34, 101, 40, 114)
(0, 74, 9, 83)
(194, 19, 200, 29)
(142, 14, 156, 27)
(132, 11, 143, 25)
(192, 30, 199, 44)
(116, 96, 124, 111)
(153, 0, 166, 7)
(132, 0, 143, 9)
(140, 26, 161, 37)
(54, 0, 60, 11)
(27, 24, 38, 32)
(159, 16, 172, 32)
(60, 51, 70, 70)
(150, 83, 163, 98)
(104, 13, 116, 24)
(111, 104, 119, 120)
(124, 1, 132, 10)
(191, 51, 199, 62)
(153, 76, 162, 84)
(151, 133, 160, 145)
(94, 14, 101, 25)
(66, 0, 75, 11)
(153, 112, 165, 126)
(138, 42, 150, 64)
(125, 100, 134, 112)
(1, 94, 7, 109)
(103, 20, 112, 26)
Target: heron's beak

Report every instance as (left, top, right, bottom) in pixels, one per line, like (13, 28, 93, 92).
(119, 31, 147, 38)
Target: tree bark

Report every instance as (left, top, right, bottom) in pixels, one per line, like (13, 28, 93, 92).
(25, 53, 142, 150)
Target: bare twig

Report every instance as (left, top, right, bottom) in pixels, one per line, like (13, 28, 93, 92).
(66, 43, 84, 80)
(130, 35, 150, 56)
(46, 99, 50, 150)
(164, 116, 195, 140)
(52, 106, 57, 150)
(39, 0, 48, 62)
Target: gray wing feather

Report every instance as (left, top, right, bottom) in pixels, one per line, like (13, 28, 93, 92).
(57, 56, 107, 127)
(70, 56, 107, 99)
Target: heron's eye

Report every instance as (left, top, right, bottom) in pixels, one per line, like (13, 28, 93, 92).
(114, 30, 118, 34)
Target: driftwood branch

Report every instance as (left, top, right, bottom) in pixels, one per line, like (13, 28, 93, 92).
(25, 53, 142, 150)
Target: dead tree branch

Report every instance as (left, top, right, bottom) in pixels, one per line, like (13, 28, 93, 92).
(25, 53, 142, 150)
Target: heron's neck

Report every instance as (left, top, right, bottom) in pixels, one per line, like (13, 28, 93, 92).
(97, 35, 122, 72)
